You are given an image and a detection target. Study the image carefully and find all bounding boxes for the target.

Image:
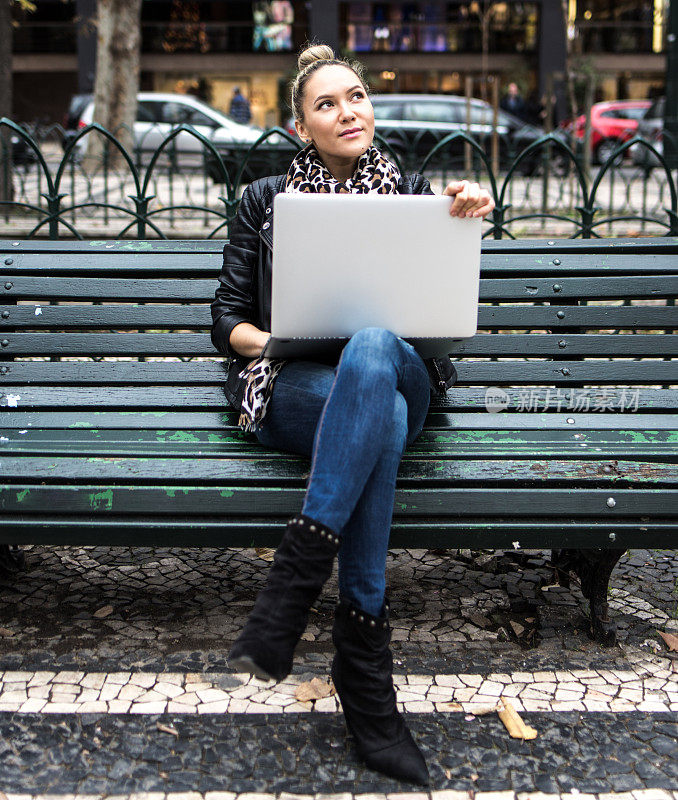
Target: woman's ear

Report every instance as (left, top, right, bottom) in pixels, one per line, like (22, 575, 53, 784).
(294, 119, 309, 143)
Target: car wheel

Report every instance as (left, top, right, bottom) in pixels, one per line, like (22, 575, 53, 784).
(595, 139, 624, 167)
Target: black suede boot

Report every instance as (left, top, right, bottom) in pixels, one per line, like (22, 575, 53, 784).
(228, 513, 341, 682)
(331, 598, 430, 786)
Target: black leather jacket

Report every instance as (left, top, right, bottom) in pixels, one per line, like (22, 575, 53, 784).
(210, 173, 458, 411)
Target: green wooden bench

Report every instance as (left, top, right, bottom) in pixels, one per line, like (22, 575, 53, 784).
(1, 237, 676, 646)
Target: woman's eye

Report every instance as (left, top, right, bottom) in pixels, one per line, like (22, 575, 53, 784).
(319, 100, 332, 109)
(352, 92, 365, 100)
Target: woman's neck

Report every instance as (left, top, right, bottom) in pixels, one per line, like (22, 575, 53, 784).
(320, 153, 359, 183)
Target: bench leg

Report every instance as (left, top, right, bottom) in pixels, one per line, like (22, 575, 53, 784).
(0, 545, 26, 578)
(551, 548, 626, 646)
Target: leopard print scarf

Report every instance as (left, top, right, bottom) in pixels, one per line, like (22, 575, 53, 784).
(237, 144, 401, 433)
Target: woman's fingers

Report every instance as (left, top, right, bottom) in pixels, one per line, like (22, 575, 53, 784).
(443, 179, 495, 219)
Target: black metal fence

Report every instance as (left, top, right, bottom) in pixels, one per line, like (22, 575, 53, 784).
(1, 117, 677, 240)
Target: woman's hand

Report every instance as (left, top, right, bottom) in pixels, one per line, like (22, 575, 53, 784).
(443, 180, 495, 219)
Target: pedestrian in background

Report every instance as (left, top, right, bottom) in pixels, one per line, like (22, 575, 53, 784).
(212, 43, 494, 786)
(229, 87, 252, 125)
(501, 81, 528, 123)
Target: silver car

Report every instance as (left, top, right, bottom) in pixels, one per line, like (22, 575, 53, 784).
(70, 92, 296, 180)
(630, 97, 664, 168)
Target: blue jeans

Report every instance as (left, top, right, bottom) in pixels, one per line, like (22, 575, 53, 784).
(254, 327, 431, 617)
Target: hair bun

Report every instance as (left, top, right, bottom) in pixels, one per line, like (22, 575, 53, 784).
(297, 44, 335, 71)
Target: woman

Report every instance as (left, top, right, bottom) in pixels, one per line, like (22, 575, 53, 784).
(211, 44, 494, 785)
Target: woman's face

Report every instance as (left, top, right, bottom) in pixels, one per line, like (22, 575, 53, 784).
(295, 65, 375, 176)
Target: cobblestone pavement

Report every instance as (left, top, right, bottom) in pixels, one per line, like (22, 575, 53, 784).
(0, 545, 676, 799)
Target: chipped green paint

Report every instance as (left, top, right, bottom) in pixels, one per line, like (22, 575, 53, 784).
(165, 488, 191, 498)
(16, 488, 30, 503)
(69, 421, 93, 428)
(120, 241, 153, 251)
(168, 431, 200, 443)
(220, 490, 235, 498)
(89, 240, 107, 246)
(118, 411, 168, 418)
(207, 433, 230, 443)
(620, 431, 661, 443)
(89, 488, 113, 511)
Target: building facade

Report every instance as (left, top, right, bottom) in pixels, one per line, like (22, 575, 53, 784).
(10, 0, 668, 127)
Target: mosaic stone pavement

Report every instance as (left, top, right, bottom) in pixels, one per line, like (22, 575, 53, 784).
(0, 545, 676, 799)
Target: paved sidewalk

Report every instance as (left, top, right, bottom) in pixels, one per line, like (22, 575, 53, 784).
(0, 546, 676, 796)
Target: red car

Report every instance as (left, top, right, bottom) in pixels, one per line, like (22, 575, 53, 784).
(561, 100, 651, 164)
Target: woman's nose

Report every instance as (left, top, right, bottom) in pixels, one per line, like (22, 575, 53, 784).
(338, 103, 356, 121)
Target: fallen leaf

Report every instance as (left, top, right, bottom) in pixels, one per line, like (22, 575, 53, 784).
(498, 698, 538, 740)
(156, 722, 179, 737)
(438, 702, 463, 711)
(510, 621, 525, 637)
(294, 677, 334, 702)
(445, 768, 452, 779)
(93, 605, 114, 619)
(657, 630, 678, 652)
(0, 628, 13, 637)
(255, 547, 275, 562)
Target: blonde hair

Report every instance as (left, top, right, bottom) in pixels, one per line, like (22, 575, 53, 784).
(290, 44, 369, 122)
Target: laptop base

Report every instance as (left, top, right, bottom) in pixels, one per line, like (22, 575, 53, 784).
(261, 336, 464, 360)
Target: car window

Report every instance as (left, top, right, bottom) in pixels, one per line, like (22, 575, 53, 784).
(136, 102, 156, 123)
(160, 102, 215, 126)
(646, 98, 665, 119)
(406, 102, 462, 124)
(624, 106, 649, 121)
(139, 101, 164, 123)
(182, 108, 216, 127)
(372, 102, 404, 121)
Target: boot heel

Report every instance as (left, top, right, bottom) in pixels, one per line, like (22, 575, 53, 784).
(331, 598, 429, 786)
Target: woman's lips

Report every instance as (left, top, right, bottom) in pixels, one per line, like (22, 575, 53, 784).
(340, 128, 362, 138)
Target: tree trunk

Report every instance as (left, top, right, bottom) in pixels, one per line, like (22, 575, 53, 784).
(85, 0, 142, 169)
(0, 0, 14, 204)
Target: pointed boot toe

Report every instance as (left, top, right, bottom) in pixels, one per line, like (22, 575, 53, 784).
(331, 598, 430, 785)
(364, 730, 430, 785)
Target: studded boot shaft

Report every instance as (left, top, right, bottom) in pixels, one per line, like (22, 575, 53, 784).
(331, 598, 430, 786)
(228, 513, 341, 682)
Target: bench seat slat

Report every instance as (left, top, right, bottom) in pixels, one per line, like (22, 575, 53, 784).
(2, 385, 677, 411)
(5, 254, 678, 277)
(2, 277, 219, 301)
(5, 333, 677, 357)
(1, 252, 223, 273)
(5, 360, 677, 384)
(3, 235, 674, 255)
(2, 457, 676, 488)
(1, 482, 676, 512)
(0, 425, 678, 446)
(5, 275, 676, 302)
(1, 410, 676, 430)
(479, 254, 678, 274)
(1, 517, 673, 550)
(2, 438, 678, 462)
(3, 304, 676, 328)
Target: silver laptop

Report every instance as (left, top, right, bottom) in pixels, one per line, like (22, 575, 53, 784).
(261, 193, 481, 360)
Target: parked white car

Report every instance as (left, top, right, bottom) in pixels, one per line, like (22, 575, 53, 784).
(67, 92, 295, 181)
